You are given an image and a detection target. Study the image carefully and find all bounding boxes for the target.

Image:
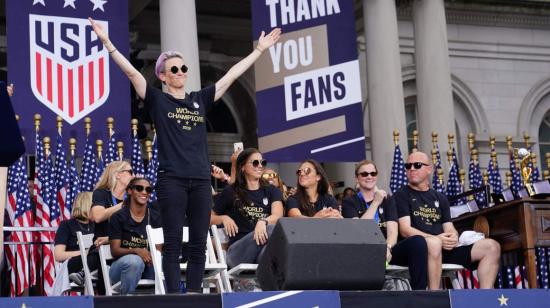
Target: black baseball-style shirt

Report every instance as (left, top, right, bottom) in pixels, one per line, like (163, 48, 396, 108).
(341, 193, 398, 238)
(213, 185, 283, 245)
(108, 205, 162, 260)
(394, 185, 451, 235)
(144, 84, 215, 179)
(285, 193, 338, 216)
(54, 219, 95, 251)
(91, 188, 123, 238)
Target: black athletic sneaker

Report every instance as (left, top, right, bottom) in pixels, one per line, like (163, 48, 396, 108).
(69, 270, 85, 286)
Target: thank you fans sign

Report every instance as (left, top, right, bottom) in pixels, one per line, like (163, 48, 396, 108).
(6, 0, 130, 153)
(252, 0, 365, 162)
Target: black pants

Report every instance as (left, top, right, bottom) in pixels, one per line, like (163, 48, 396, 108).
(390, 235, 428, 290)
(157, 175, 212, 293)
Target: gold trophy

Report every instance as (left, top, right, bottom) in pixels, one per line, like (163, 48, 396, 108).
(518, 148, 535, 196)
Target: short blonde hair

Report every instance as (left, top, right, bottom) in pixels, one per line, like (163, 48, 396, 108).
(72, 192, 92, 221)
(94, 161, 131, 191)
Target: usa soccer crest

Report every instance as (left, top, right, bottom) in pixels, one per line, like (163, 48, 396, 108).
(29, 14, 110, 125)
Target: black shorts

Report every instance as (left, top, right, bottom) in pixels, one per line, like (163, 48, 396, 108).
(442, 244, 478, 270)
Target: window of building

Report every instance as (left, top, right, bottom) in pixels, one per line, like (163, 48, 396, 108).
(539, 111, 550, 171)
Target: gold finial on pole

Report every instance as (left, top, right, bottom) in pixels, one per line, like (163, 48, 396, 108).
(412, 130, 418, 152)
(131, 119, 138, 137)
(34, 114, 41, 132)
(531, 153, 538, 169)
(489, 135, 496, 150)
(44, 136, 51, 157)
(467, 132, 475, 151)
(56, 116, 63, 134)
(491, 150, 498, 165)
(447, 149, 453, 165)
(471, 148, 479, 163)
(432, 131, 438, 148)
(523, 132, 530, 149)
(392, 129, 399, 146)
(96, 139, 103, 159)
(544, 170, 550, 180)
(431, 149, 438, 165)
(459, 169, 466, 186)
(482, 170, 489, 186)
(437, 168, 444, 186)
(107, 117, 114, 137)
(69, 138, 77, 157)
(145, 140, 153, 161)
(506, 136, 513, 152)
(448, 133, 455, 150)
(117, 141, 124, 160)
(84, 117, 92, 137)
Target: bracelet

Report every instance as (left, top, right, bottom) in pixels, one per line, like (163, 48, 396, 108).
(255, 47, 264, 53)
(109, 48, 117, 54)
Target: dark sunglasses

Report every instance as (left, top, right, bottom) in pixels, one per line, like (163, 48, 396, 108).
(132, 184, 153, 194)
(262, 172, 278, 180)
(404, 162, 430, 170)
(296, 167, 312, 176)
(170, 65, 188, 74)
(119, 169, 133, 176)
(358, 171, 378, 177)
(250, 159, 267, 168)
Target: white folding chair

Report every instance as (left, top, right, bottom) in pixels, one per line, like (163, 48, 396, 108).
(145, 225, 227, 294)
(75, 231, 97, 295)
(98, 244, 155, 295)
(211, 226, 258, 283)
(385, 263, 465, 290)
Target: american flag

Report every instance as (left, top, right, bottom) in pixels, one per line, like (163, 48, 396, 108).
(145, 134, 159, 202)
(131, 130, 145, 177)
(487, 151, 503, 194)
(432, 145, 444, 192)
(509, 152, 523, 196)
(5, 155, 33, 296)
(468, 158, 487, 208)
(514, 266, 523, 289)
(446, 161, 462, 205)
(105, 131, 117, 164)
(67, 152, 81, 211)
(496, 271, 504, 289)
(389, 144, 407, 194)
(537, 247, 549, 289)
(97, 153, 105, 182)
(531, 157, 541, 182)
(506, 267, 515, 289)
(80, 136, 97, 191)
(54, 133, 70, 221)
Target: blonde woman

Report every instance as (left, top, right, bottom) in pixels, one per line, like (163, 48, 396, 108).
(91, 161, 134, 246)
(54, 192, 95, 285)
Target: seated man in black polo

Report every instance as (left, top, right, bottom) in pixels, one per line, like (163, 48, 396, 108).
(394, 151, 501, 289)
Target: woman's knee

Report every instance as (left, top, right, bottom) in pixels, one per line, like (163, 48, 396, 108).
(121, 254, 145, 272)
(425, 236, 442, 257)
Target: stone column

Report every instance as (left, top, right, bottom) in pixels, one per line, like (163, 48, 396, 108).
(363, 0, 408, 189)
(159, 0, 201, 92)
(413, 0, 456, 152)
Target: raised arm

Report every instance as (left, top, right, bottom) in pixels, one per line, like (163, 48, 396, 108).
(89, 17, 147, 99)
(214, 28, 281, 101)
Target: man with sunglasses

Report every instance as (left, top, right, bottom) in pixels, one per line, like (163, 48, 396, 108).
(89, 17, 281, 294)
(394, 151, 501, 289)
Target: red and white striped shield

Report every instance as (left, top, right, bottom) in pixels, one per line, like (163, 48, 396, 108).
(29, 14, 110, 125)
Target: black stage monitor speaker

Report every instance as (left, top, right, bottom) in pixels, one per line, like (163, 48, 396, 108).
(0, 81, 25, 167)
(257, 218, 386, 291)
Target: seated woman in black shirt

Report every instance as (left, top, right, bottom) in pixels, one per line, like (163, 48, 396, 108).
(341, 160, 429, 290)
(108, 177, 161, 295)
(91, 161, 134, 246)
(54, 192, 96, 285)
(211, 148, 284, 268)
(286, 159, 342, 218)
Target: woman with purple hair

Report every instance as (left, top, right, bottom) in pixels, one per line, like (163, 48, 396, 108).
(89, 17, 281, 294)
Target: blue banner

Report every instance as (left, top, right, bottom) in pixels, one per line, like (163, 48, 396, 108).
(252, 0, 365, 162)
(0, 296, 93, 308)
(450, 289, 550, 308)
(222, 290, 341, 308)
(6, 0, 130, 155)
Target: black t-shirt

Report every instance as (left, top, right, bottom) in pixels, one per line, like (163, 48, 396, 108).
(341, 193, 397, 238)
(54, 219, 95, 251)
(144, 84, 215, 179)
(213, 184, 283, 245)
(285, 193, 338, 216)
(394, 185, 451, 235)
(92, 189, 123, 238)
(108, 205, 162, 260)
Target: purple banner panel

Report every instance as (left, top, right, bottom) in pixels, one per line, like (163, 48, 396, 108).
(6, 0, 130, 155)
(252, 0, 365, 162)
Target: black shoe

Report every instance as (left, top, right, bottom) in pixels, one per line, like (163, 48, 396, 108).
(69, 270, 85, 286)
